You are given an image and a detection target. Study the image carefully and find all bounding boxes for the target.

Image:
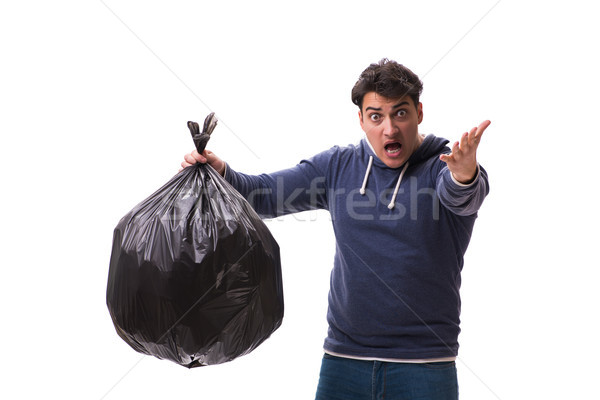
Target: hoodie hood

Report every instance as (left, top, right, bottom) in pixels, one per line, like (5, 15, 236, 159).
(360, 134, 450, 209)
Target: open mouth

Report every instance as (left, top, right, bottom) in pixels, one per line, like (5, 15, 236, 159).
(385, 142, 402, 155)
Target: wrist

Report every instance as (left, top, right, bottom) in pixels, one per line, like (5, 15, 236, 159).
(452, 173, 476, 185)
(451, 165, 479, 186)
(217, 162, 227, 177)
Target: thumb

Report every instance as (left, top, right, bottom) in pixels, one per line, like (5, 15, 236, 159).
(439, 153, 452, 164)
(202, 150, 226, 175)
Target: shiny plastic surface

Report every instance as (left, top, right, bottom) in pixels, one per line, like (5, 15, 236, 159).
(106, 114, 284, 367)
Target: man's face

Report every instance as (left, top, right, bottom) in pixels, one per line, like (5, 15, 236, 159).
(359, 92, 424, 168)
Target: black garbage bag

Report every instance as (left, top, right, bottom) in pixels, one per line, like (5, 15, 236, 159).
(106, 113, 284, 368)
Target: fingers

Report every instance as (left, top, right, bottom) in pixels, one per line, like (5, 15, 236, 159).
(184, 153, 199, 165)
(441, 121, 489, 181)
(463, 119, 491, 148)
(477, 120, 491, 135)
(180, 149, 208, 170)
(471, 120, 491, 145)
(192, 150, 207, 163)
(440, 141, 457, 163)
(184, 150, 211, 164)
(460, 130, 470, 149)
(180, 148, 225, 176)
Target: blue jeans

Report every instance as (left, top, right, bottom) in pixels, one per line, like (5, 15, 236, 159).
(315, 353, 458, 400)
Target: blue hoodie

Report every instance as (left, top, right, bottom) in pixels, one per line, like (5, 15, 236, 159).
(224, 134, 489, 360)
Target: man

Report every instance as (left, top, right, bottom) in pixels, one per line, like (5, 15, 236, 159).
(182, 59, 490, 400)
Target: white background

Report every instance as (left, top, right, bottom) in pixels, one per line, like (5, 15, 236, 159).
(1, 1, 598, 399)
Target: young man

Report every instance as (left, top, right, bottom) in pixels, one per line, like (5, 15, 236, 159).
(182, 59, 490, 400)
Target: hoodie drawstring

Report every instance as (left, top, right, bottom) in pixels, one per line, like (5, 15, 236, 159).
(359, 157, 410, 210)
(359, 156, 373, 195)
(388, 162, 409, 210)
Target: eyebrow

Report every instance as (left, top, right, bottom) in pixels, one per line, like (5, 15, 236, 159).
(364, 101, 409, 112)
(392, 101, 410, 109)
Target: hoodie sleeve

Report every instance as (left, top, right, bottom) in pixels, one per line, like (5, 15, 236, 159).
(222, 149, 333, 218)
(436, 164, 489, 216)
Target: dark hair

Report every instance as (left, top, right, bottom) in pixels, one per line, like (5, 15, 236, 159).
(351, 58, 423, 110)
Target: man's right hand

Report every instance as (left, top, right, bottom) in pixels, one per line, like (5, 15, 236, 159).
(180, 149, 226, 176)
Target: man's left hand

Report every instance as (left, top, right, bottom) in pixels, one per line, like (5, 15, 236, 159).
(439, 120, 491, 184)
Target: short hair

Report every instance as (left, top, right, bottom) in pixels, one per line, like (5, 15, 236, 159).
(351, 59, 423, 110)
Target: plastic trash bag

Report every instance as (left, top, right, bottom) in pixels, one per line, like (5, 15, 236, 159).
(106, 113, 284, 368)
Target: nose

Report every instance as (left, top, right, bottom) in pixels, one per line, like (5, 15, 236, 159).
(382, 117, 397, 136)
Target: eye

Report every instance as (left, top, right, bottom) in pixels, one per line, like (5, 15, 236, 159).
(396, 109, 407, 118)
(369, 113, 380, 122)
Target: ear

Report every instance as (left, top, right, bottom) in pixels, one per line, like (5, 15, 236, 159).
(417, 102, 423, 124)
(358, 109, 364, 130)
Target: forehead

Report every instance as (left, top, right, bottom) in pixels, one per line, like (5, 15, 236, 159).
(362, 92, 415, 110)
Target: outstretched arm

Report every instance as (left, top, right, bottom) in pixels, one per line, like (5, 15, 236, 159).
(439, 120, 491, 184)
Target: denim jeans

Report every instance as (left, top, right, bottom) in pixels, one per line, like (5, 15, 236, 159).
(315, 353, 458, 400)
